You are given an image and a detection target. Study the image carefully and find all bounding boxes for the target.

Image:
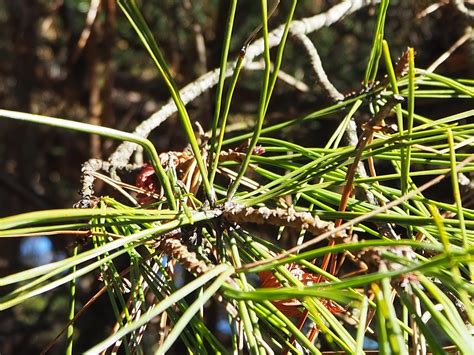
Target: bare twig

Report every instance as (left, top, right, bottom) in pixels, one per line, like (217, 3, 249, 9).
(341, 50, 410, 243)
(290, 30, 344, 101)
(337, 95, 405, 224)
(223, 203, 337, 237)
(76, 158, 109, 208)
(416, 0, 449, 19)
(245, 60, 309, 92)
(452, 0, 474, 21)
(71, 0, 101, 63)
(76, 158, 142, 208)
(427, 28, 472, 72)
(155, 237, 212, 275)
(107, 0, 379, 169)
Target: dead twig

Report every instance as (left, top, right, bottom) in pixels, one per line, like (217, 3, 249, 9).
(452, 0, 474, 22)
(223, 203, 337, 237)
(107, 0, 380, 169)
(239, 154, 474, 271)
(290, 30, 344, 101)
(427, 28, 472, 73)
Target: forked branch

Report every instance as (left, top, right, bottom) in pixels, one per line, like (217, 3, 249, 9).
(107, 0, 379, 169)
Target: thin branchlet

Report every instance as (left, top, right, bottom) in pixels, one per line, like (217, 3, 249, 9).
(107, 0, 379, 169)
(223, 203, 339, 237)
(76, 158, 143, 208)
(155, 237, 212, 276)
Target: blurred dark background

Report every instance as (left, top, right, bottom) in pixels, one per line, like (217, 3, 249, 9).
(0, 0, 472, 353)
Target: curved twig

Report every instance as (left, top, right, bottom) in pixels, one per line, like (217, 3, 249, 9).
(452, 0, 474, 21)
(76, 158, 142, 208)
(290, 30, 344, 101)
(107, 0, 379, 169)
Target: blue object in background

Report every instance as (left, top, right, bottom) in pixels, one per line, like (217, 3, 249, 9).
(19, 237, 54, 267)
(363, 336, 379, 350)
(216, 318, 232, 335)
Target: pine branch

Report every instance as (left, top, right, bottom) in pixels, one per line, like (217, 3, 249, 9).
(223, 203, 337, 237)
(107, 0, 379, 170)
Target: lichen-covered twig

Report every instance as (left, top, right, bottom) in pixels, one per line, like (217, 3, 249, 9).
(76, 158, 142, 208)
(153, 231, 239, 318)
(76, 159, 110, 208)
(223, 203, 337, 237)
(107, 0, 379, 169)
(290, 30, 344, 101)
(155, 236, 212, 276)
(452, 0, 474, 22)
